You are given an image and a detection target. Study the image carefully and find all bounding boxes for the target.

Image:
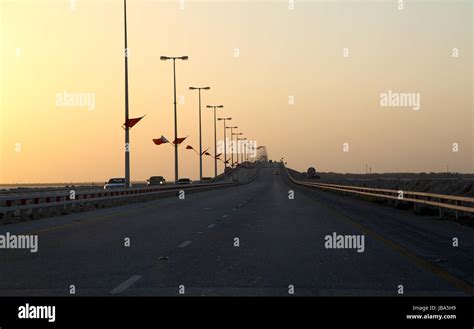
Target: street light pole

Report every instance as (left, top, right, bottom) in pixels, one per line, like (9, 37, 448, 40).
(243, 140, 247, 163)
(226, 126, 237, 168)
(161, 55, 188, 183)
(246, 143, 253, 162)
(190, 86, 210, 182)
(233, 132, 243, 166)
(238, 139, 242, 163)
(207, 105, 223, 178)
(173, 59, 177, 182)
(123, 0, 130, 187)
(217, 117, 232, 169)
(237, 137, 246, 164)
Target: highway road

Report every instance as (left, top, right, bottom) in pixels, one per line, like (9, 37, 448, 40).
(0, 163, 473, 296)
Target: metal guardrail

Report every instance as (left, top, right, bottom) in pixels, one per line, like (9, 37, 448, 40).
(0, 163, 263, 223)
(0, 182, 231, 222)
(284, 165, 474, 215)
(0, 182, 222, 204)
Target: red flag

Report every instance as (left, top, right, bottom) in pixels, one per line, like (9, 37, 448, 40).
(152, 135, 169, 145)
(172, 137, 187, 145)
(186, 145, 200, 155)
(124, 115, 145, 129)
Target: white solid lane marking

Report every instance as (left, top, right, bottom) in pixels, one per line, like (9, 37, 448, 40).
(208, 224, 215, 228)
(110, 275, 142, 295)
(178, 240, 192, 248)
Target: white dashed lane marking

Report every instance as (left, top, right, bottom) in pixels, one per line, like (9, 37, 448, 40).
(178, 240, 192, 248)
(110, 275, 142, 295)
(208, 224, 215, 229)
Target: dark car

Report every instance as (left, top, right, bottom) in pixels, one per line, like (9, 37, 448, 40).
(104, 178, 128, 189)
(177, 178, 192, 185)
(147, 176, 166, 186)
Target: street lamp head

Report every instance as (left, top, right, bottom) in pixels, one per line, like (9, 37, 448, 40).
(161, 56, 187, 60)
(190, 86, 210, 90)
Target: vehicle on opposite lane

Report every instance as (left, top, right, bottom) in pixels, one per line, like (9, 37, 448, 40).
(147, 176, 166, 186)
(104, 178, 129, 189)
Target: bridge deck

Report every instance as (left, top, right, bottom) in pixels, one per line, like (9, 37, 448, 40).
(0, 164, 472, 296)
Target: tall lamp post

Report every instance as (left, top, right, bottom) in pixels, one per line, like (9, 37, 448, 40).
(189, 86, 210, 182)
(246, 143, 254, 162)
(226, 126, 238, 168)
(232, 132, 243, 167)
(160, 55, 188, 183)
(237, 137, 246, 164)
(206, 105, 224, 178)
(123, 0, 131, 187)
(243, 140, 249, 163)
(242, 138, 248, 163)
(217, 117, 232, 169)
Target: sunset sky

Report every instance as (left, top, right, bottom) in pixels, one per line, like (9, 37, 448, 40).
(0, 0, 472, 184)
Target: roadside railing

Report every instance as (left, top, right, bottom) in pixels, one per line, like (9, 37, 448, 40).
(283, 165, 474, 217)
(0, 182, 231, 223)
(0, 163, 263, 223)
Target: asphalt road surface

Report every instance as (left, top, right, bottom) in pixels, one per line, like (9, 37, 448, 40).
(1, 163, 473, 296)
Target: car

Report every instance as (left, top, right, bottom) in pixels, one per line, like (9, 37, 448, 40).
(147, 176, 166, 186)
(104, 178, 128, 189)
(177, 178, 192, 185)
(274, 170, 280, 175)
